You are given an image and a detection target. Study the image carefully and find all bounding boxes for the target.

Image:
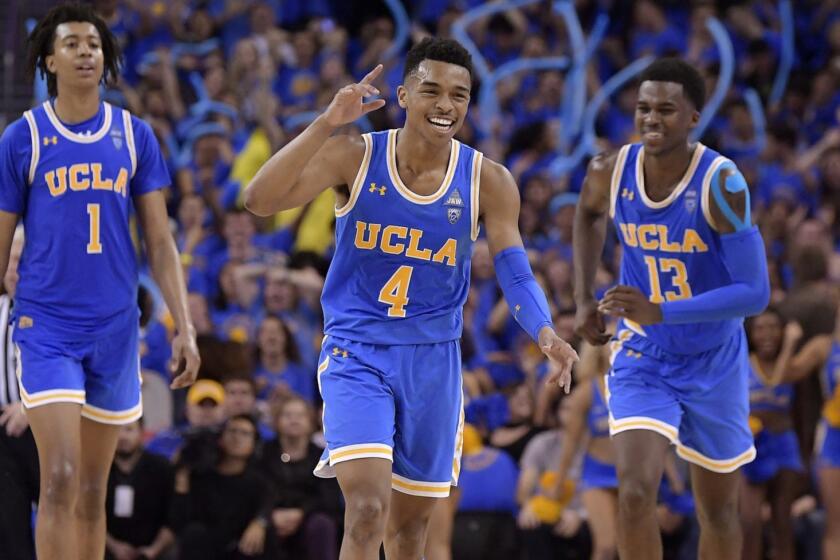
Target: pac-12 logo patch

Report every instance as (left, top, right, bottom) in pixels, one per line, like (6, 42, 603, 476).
(444, 188, 464, 224)
(684, 189, 697, 212)
(110, 128, 123, 150)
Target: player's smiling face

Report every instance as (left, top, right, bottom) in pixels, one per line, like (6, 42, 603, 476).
(47, 21, 105, 94)
(635, 80, 699, 155)
(398, 59, 471, 142)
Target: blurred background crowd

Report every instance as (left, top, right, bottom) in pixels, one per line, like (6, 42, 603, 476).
(3, 0, 840, 559)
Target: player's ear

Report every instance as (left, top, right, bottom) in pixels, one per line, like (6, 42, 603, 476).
(397, 84, 408, 109)
(45, 54, 56, 74)
(689, 107, 701, 128)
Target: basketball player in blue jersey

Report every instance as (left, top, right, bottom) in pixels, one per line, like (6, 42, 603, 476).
(244, 37, 578, 560)
(0, 5, 199, 560)
(573, 58, 770, 560)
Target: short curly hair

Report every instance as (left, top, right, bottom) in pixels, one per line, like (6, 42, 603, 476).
(638, 58, 706, 110)
(26, 2, 122, 97)
(403, 37, 474, 88)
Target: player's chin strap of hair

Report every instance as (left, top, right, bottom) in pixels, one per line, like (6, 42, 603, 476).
(493, 246, 553, 341)
(660, 164, 770, 324)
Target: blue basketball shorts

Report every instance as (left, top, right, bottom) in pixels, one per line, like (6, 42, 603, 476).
(742, 429, 803, 484)
(605, 326, 755, 473)
(313, 335, 464, 498)
(13, 309, 142, 425)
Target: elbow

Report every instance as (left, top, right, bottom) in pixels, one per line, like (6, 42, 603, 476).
(242, 184, 272, 217)
(746, 280, 771, 317)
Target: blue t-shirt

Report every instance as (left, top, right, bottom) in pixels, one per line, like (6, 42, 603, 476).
(458, 448, 519, 514)
(0, 101, 170, 337)
(254, 362, 315, 403)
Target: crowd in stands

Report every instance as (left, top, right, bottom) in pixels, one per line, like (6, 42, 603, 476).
(21, 0, 839, 558)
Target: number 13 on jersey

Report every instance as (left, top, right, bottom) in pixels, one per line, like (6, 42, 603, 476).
(379, 265, 413, 317)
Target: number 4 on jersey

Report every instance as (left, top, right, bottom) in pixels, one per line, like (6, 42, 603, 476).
(379, 265, 413, 317)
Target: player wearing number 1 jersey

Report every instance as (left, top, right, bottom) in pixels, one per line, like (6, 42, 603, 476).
(0, 5, 199, 560)
(574, 58, 770, 560)
(245, 38, 577, 560)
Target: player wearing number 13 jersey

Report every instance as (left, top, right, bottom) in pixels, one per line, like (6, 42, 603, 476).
(574, 59, 770, 560)
(245, 38, 577, 558)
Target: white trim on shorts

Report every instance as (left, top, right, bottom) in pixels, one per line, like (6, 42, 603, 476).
(313, 443, 394, 479)
(81, 401, 143, 425)
(391, 473, 452, 498)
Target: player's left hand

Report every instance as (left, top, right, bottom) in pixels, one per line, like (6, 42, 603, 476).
(170, 329, 201, 389)
(598, 285, 663, 325)
(238, 519, 266, 556)
(539, 327, 579, 394)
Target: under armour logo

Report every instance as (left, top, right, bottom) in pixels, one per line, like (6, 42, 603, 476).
(621, 188, 635, 201)
(42, 136, 58, 146)
(369, 183, 387, 196)
(331, 347, 349, 358)
(626, 350, 642, 359)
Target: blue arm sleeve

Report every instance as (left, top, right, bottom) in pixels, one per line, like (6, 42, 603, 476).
(493, 246, 553, 341)
(660, 226, 770, 324)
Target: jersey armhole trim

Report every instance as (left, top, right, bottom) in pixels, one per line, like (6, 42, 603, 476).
(22, 111, 40, 186)
(470, 150, 483, 241)
(335, 134, 372, 218)
(608, 145, 630, 219)
(122, 110, 137, 178)
(700, 155, 729, 232)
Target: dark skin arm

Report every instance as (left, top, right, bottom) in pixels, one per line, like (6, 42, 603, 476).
(573, 152, 616, 345)
(599, 165, 750, 325)
(481, 159, 579, 391)
(135, 191, 200, 388)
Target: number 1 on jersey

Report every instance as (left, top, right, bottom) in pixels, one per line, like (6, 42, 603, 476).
(87, 203, 102, 254)
(379, 265, 413, 317)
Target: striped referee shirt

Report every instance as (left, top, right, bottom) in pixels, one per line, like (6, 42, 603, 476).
(0, 294, 18, 406)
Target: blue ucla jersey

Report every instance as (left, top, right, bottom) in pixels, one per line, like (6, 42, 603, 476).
(0, 101, 170, 337)
(610, 143, 743, 353)
(322, 129, 482, 345)
(747, 355, 793, 413)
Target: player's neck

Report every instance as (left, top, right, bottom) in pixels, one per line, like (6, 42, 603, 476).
(642, 142, 695, 195)
(53, 89, 100, 125)
(395, 127, 452, 173)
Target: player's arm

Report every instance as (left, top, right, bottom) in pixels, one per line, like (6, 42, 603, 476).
(771, 333, 832, 385)
(243, 65, 386, 216)
(659, 163, 769, 324)
(573, 152, 617, 345)
(0, 212, 17, 294)
(0, 118, 31, 288)
(136, 191, 200, 388)
(480, 159, 578, 390)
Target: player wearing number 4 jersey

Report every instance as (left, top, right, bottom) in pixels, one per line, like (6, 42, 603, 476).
(0, 5, 199, 560)
(245, 38, 578, 560)
(574, 58, 770, 560)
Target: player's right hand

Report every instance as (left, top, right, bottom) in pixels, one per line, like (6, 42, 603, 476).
(170, 329, 201, 389)
(574, 301, 611, 346)
(322, 64, 386, 127)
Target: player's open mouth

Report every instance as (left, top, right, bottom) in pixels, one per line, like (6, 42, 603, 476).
(76, 64, 95, 76)
(427, 117, 454, 132)
(644, 131, 663, 141)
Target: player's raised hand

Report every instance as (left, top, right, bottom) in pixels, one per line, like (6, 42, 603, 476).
(598, 285, 663, 325)
(322, 64, 386, 127)
(170, 329, 201, 389)
(539, 327, 579, 394)
(574, 300, 611, 346)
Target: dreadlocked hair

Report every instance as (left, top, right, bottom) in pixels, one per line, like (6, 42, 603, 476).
(26, 2, 122, 97)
